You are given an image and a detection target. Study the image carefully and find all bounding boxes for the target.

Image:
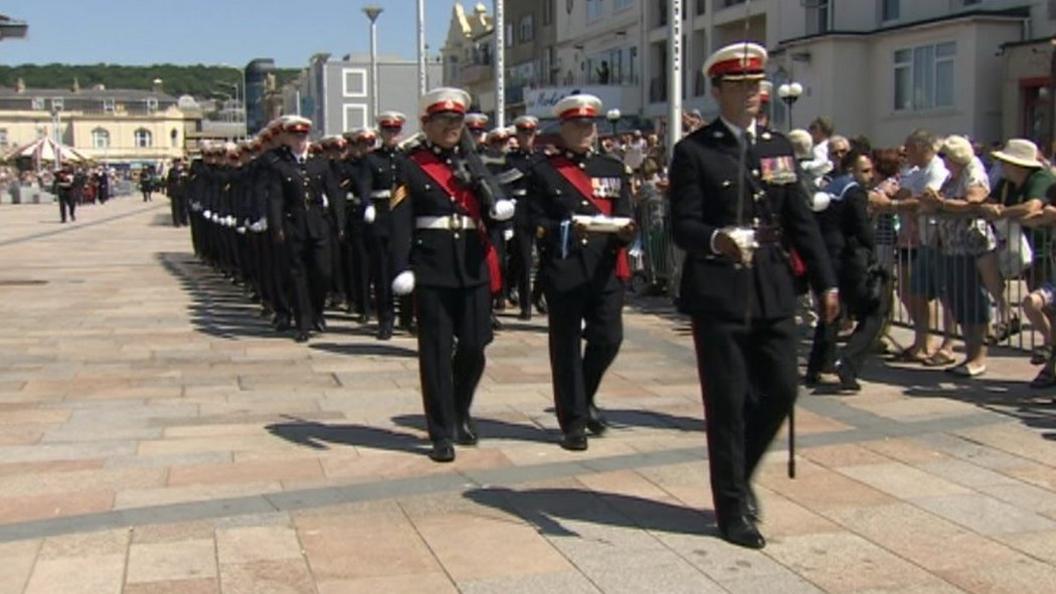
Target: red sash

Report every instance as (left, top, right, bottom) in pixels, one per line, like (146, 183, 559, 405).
(410, 150, 502, 294)
(552, 156, 631, 280)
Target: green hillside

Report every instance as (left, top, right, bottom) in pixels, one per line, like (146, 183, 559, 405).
(0, 64, 302, 98)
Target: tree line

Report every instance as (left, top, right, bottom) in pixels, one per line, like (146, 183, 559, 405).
(0, 64, 301, 98)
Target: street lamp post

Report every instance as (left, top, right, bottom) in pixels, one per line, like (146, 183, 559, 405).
(606, 108, 621, 138)
(777, 82, 803, 132)
(363, 5, 384, 125)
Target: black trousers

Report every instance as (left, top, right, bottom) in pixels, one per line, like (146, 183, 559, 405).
(510, 229, 534, 315)
(691, 315, 798, 521)
(287, 227, 332, 331)
(368, 233, 395, 325)
(544, 278, 624, 433)
(344, 230, 371, 317)
(59, 194, 76, 222)
(415, 284, 492, 444)
(170, 196, 185, 226)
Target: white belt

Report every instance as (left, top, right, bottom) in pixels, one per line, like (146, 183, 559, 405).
(511, 189, 527, 197)
(370, 190, 391, 199)
(415, 215, 477, 230)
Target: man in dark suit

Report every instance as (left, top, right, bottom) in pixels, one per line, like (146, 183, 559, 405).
(389, 87, 516, 463)
(528, 94, 636, 452)
(54, 165, 76, 223)
(506, 115, 543, 320)
(265, 116, 346, 343)
(668, 42, 839, 549)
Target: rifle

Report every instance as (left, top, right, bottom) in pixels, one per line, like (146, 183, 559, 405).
(453, 127, 508, 215)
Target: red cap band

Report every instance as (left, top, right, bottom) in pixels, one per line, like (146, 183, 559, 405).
(709, 57, 765, 77)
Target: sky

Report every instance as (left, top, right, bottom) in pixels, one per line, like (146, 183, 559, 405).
(0, 0, 462, 68)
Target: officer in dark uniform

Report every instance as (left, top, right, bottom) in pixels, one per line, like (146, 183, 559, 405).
(265, 116, 346, 342)
(321, 135, 350, 308)
(389, 87, 516, 463)
(668, 42, 838, 549)
(167, 159, 189, 226)
(528, 94, 636, 452)
(54, 165, 76, 223)
(482, 127, 515, 319)
(338, 128, 376, 322)
(507, 115, 543, 320)
(364, 111, 408, 340)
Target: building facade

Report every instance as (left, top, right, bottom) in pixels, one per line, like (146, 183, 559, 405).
(300, 53, 442, 138)
(440, 2, 497, 116)
(503, 0, 559, 119)
(0, 83, 199, 167)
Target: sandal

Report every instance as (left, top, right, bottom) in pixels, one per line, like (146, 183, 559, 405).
(892, 348, 929, 364)
(990, 316, 1023, 345)
(946, 363, 986, 378)
(922, 351, 957, 367)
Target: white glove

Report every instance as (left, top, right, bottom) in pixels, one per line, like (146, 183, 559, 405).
(249, 221, 261, 233)
(503, 228, 514, 242)
(715, 226, 759, 266)
(226, 216, 236, 228)
(211, 213, 220, 224)
(259, 218, 268, 232)
(490, 200, 515, 222)
(364, 204, 376, 224)
(236, 226, 246, 235)
(203, 209, 212, 219)
(392, 270, 415, 296)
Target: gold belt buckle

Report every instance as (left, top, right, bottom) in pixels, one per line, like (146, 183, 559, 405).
(448, 215, 464, 231)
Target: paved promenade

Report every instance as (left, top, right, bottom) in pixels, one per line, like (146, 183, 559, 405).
(0, 196, 1055, 593)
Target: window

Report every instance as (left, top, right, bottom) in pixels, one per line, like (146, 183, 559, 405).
(134, 128, 152, 148)
(615, 0, 634, 12)
(145, 98, 158, 112)
(170, 129, 179, 148)
(91, 128, 110, 149)
(51, 98, 64, 111)
(343, 104, 367, 131)
(963, 0, 981, 5)
(102, 98, 115, 112)
(505, 24, 513, 48)
(0, 129, 8, 147)
(519, 15, 534, 43)
(807, 0, 830, 34)
(587, 0, 605, 23)
(31, 97, 44, 110)
(882, 0, 899, 22)
(696, 0, 707, 15)
(342, 68, 367, 97)
(543, 0, 553, 25)
(894, 42, 955, 111)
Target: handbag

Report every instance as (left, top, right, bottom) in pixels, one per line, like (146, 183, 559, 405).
(993, 220, 1033, 279)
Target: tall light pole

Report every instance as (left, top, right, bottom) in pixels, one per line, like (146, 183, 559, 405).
(363, 5, 384, 124)
(494, 0, 505, 128)
(417, 0, 427, 98)
(666, 0, 683, 158)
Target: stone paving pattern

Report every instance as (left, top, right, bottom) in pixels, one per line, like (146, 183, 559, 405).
(0, 197, 1055, 593)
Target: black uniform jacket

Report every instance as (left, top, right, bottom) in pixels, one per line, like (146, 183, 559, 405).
(504, 148, 540, 231)
(527, 149, 633, 293)
(364, 147, 404, 238)
(390, 143, 491, 289)
(265, 148, 345, 241)
(669, 119, 836, 321)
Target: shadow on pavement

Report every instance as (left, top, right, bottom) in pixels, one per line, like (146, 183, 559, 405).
(157, 251, 282, 340)
(265, 416, 430, 455)
(464, 486, 716, 538)
(391, 414, 557, 444)
(311, 342, 417, 358)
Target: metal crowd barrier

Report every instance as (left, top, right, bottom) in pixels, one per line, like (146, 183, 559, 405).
(629, 183, 679, 296)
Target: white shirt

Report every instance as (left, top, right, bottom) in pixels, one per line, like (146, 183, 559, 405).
(801, 138, 833, 180)
(902, 155, 949, 246)
(719, 116, 757, 144)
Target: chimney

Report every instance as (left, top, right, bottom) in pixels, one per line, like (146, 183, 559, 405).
(72, 77, 80, 93)
(15, 78, 25, 93)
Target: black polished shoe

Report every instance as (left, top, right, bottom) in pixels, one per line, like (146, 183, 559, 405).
(491, 314, 503, 331)
(803, 372, 820, 388)
(560, 431, 588, 451)
(274, 314, 291, 332)
(428, 441, 455, 463)
(456, 418, 479, 446)
(835, 360, 861, 392)
(313, 317, 327, 333)
(376, 323, 394, 341)
(357, 312, 370, 324)
(533, 296, 548, 315)
(586, 406, 609, 436)
(719, 515, 766, 549)
(294, 330, 310, 343)
(517, 311, 532, 321)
